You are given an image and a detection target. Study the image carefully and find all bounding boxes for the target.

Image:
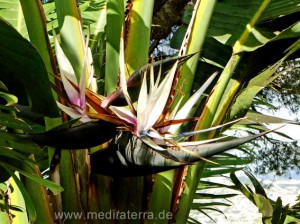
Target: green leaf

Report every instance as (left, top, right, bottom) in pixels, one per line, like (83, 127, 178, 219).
(0, 0, 28, 37)
(147, 170, 175, 224)
(272, 197, 287, 224)
(0, 211, 10, 224)
(200, 37, 232, 68)
(229, 40, 300, 119)
(187, 216, 202, 224)
(194, 193, 238, 199)
(0, 146, 37, 182)
(205, 156, 253, 167)
(231, 69, 279, 118)
(105, 0, 123, 94)
(244, 169, 268, 197)
(0, 91, 18, 106)
(124, 0, 154, 76)
(80, 0, 106, 34)
(194, 209, 217, 223)
(253, 194, 273, 223)
(170, 26, 187, 49)
(230, 171, 255, 204)
(259, 1, 300, 21)
(46, 118, 80, 132)
(230, 170, 276, 223)
(182, 5, 194, 25)
(198, 181, 236, 190)
(202, 167, 242, 178)
(197, 207, 227, 217)
(207, 0, 300, 53)
(0, 131, 41, 154)
(0, 18, 59, 117)
(0, 113, 32, 132)
(6, 169, 37, 222)
(0, 146, 36, 164)
(192, 202, 232, 209)
(3, 162, 63, 195)
(172, 0, 217, 112)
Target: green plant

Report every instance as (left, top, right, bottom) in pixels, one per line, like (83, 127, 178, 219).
(0, 0, 300, 223)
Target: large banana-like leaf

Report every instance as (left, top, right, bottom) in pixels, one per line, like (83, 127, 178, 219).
(80, 0, 106, 34)
(172, 1, 300, 65)
(0, 18, 59, 117)
(169, 2, 300, 221)
(104, 0, 124, 94)
(0, 0, 28, 37)
(194, 2, 300, 135)
(207, 0, 300, 53)
(230, 39, 300, 119)
(124, 0, 154, 76)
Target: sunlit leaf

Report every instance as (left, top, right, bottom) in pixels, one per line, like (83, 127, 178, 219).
(0, 91, 18, 106)
(230, 39, 300, 119)
(207, 0, 300, 52)
(5, 170, 37, 222)
(202, 167, 242, 178)
(0, 211, 10, 223)
(3, 163, 64, 195)
(0, 0, 28, 37)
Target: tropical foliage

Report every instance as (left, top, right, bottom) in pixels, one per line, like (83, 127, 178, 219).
(0, 0, 300, 223)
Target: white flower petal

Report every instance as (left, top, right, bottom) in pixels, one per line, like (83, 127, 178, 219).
(57, 102, 82, 119)
(110, 106, 137, 126)
(168, 72, 218, 134)
(54, 34, 78, 86)
(144, 61, 178, 130)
